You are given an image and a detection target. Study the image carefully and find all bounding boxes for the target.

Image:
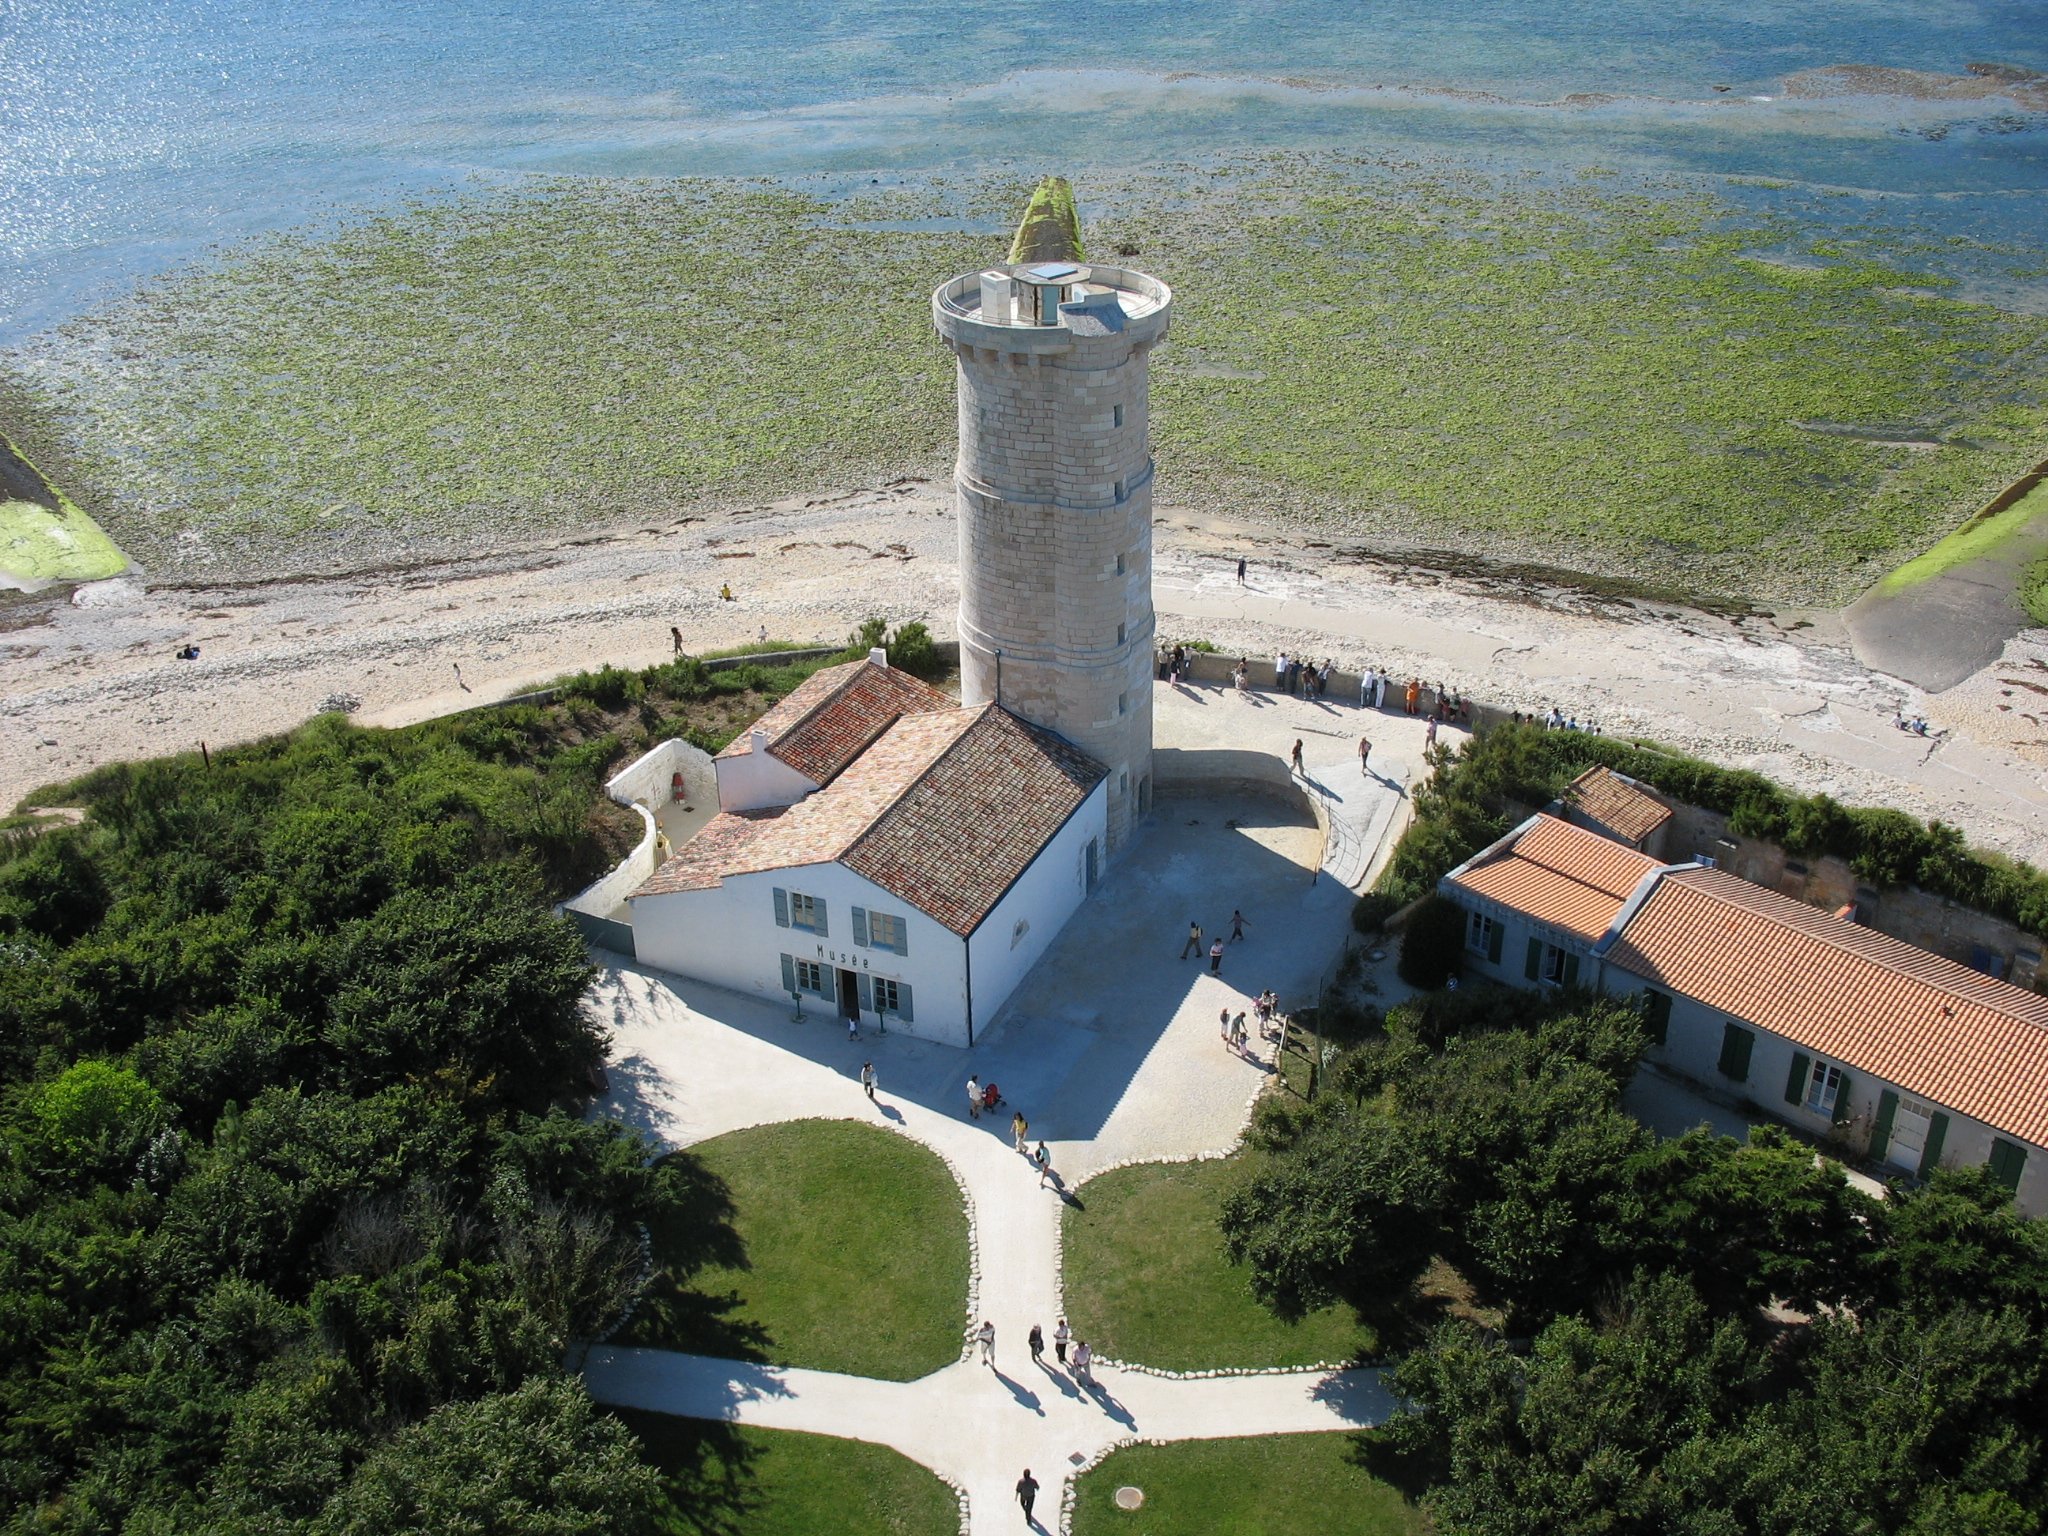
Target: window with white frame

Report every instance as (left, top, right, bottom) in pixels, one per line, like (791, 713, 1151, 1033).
(1804, 1060, 1843, 1116)
(794, 960, 825, 994)
(788, 892, 821, 932)
(1467, 911, 1500, 953)
(867, 911, 907, 954)
(873, 977, 903, 1014)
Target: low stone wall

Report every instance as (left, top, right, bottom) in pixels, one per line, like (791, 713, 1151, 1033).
(560, 737, 717, 950)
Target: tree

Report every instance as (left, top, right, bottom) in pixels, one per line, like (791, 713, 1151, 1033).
(313, 1377, 668, 1536)
(1397, 895, 1468, 989)
(15, 1058, 168, 1180)
(1220, 1107, 1444, 1316)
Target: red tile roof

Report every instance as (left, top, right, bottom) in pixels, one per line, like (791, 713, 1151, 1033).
(714, 659, 953, 785)
(844, 708, 1103, 935)
(1563, 765, 1672, 846)
(1607, 867, 2048, 1147)
(636, 703, 1105, 935)
(1445, 813, 1663, 942)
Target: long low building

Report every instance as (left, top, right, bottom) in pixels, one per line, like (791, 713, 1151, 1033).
(629, 650, 1108, 1048)
(1441, 812, 2048, 1216)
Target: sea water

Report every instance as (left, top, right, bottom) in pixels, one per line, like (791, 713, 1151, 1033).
(2, 0, 2045, 341)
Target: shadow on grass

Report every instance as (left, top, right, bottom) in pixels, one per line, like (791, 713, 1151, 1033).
(1345, 1427, 1441, 1508)
(611, 1407, 760, 1536)
(625, 1152, 773, 1364)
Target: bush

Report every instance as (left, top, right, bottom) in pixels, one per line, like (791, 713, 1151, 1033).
(1351, 891, 1397, 934)
(1398, 896, 1468, 989)
(886, 620, 943, 680)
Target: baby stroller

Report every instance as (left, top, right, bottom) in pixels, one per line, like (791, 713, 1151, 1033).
(980, 1081, 1005, 1113)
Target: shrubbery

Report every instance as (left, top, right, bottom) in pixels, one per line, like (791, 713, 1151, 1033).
(0, 654, 879, 1530)
(1374, 723, 2048, 938)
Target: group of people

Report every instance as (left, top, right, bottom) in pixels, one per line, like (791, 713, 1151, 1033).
(1219, 988, 1283, 1057)
(1507, 706, 1601, 734)
(977, 1316, 1093, 1384)
(1180, 910, 1249, 973)
(1271, 651, 1337, 699)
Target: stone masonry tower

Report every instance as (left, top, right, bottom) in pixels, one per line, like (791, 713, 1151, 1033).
(932, 180, 1172, 852)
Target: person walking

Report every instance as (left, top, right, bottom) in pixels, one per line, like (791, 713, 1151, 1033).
(1236, 555, 1247, 585)
(1054, 1319, 1071, 1364)
(670, 625, 684, 654)
(1208, 937, 1225, 976)
(977, 1320, 996, 1366)
(965, 1075, 982, 1120)
(1180, 919, 1203, 960)
(1071, 1339, 1093, 1385)
(1012, 1110, 1029, 1153)
(1425, 716, 1438, 749)
(1028, 1324, 1045, 1363)
(847, 1012, 859, 1042)
(1231, 1012, 1250, 1055)
(1229, 908, 1249, 942)
(1017, 1469, 1040, 1524)
(1273, 652, 1288, 690)
(1359, 736, 1372, 774)
(1289, 738, 1304, 774)
(1220, 1005, 1233, 1044)
(1035, 1141, 1053, 1187)
(860, 1061, 877, 1100)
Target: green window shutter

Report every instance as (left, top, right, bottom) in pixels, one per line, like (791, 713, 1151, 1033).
(1987, 1138, 2026, 1194)
(852, 907, 869, 947)
(1832, 1072, 1853, 1126)
(857, 972, 872, 1013)
(780, 953, 796, 994)
(1487, 922, 1503, 964)
(1917, 1112, 1949, 1179)
(1525, 937, 1543, 982)
(1562, 952, 1581, 987)
(897, 982, 914, 1023)
(1643, 990, 1671, 1046)
(1869, 1090, 1898, 1159)
(1785, 1052, 1812, 1107)
(1717, 1023, 1753, 1083)
(773, 888, 789, 927)
(814, 899, 828, 939)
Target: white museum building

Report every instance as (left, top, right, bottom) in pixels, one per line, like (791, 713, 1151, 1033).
(627, 651, 1107, 1047)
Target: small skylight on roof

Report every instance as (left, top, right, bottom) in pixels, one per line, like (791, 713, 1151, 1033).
(1024, 262, 1080, 281)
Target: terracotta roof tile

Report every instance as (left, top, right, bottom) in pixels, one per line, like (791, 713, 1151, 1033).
(632, 808, 785, 896)
(1563, 764, 1672, 845)
(1446, 814, 1663, 943)
(1608, 867, 2048, 1147)
(713, 659, 952, 785)
(637, 703, 1105, 934)
(845, 708, 1104, 936)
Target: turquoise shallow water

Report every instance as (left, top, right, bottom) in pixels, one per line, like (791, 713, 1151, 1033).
(2, 0, 2046, 339)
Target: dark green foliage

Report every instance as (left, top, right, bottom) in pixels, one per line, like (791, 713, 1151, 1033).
(1396, 895, 1467, 989)
(1351, 890, 1398, 934)
(847, 615, 946, 680)
(0, 686, 796, 1530)
(1382, 723, 2048, 938)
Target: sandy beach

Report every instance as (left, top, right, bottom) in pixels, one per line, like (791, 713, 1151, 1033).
(4, 482, 2046, 866)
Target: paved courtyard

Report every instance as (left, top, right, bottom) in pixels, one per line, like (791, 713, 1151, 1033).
(581, 678, 1454, 1532)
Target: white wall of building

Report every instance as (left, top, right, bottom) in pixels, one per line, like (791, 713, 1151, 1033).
(610, 736, 717, 815)
(1598, 968, 2047, 1217)
(630, 861, 971, 1047)
(969, 781, 1109, 1038)
(714, 733, 818, 813)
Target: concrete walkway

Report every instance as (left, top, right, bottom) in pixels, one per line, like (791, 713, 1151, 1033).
(580, 685, 1427, 1532)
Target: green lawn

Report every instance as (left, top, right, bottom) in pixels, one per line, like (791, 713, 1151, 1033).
(617, 1410, 958, 1536)
(1062, 1157, 1374, 1371)
(630, 1118, 969, 1381)
(1071, 1433, 1426, 1536)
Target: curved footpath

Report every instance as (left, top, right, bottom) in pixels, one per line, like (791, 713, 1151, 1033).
(581, 681, 1422, 1534)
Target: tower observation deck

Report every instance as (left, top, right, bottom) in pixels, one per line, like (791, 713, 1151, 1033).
(932, 253, 1173, 853)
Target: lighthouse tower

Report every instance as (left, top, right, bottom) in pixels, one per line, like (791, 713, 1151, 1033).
(931, 183, 1173, 852)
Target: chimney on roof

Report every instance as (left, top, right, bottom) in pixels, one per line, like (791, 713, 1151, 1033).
(868, 647, 888, 668)
(750, 727, 768, 755)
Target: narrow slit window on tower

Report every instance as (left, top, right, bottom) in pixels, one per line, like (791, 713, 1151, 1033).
(1116, 552, 1126, 575)
(1113, 404, 1124, 428)
(1114, 479, 1126, 502)
(1117, 622, 1127, 645)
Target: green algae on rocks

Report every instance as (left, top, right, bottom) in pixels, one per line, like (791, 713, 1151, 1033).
(18, 162, 2048, 603)
(0, 430, 126, 589)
